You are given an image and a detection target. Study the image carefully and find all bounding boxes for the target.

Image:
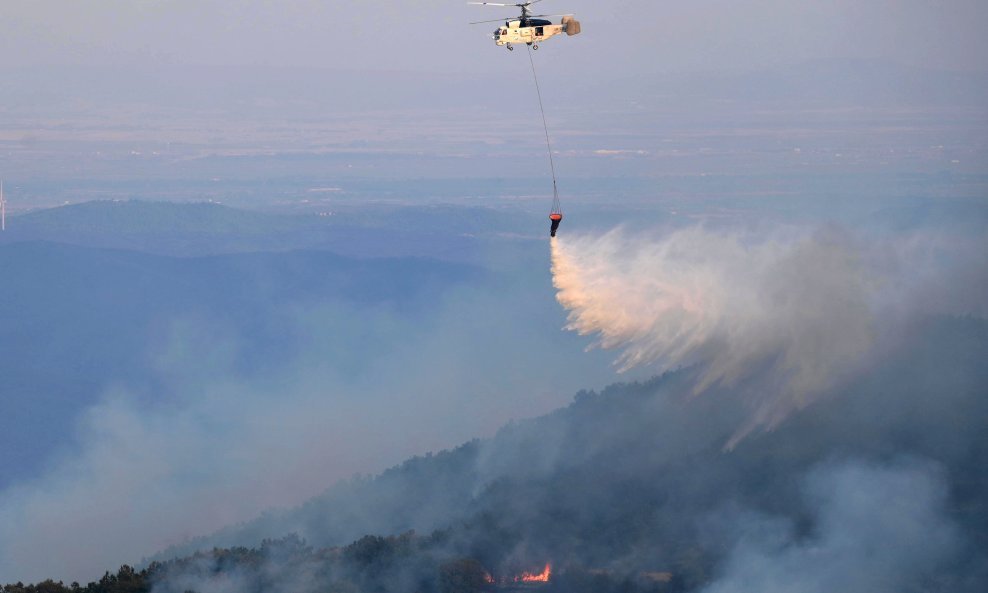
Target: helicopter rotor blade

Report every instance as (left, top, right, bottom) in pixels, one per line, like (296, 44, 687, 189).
(469, 16, 515, 24)
(469, 12, 573, 25)
(467, 0, 554, 25)
(467, 0, 545, 7)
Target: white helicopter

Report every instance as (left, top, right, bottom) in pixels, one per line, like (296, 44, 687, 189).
(470, 1, 581, 51)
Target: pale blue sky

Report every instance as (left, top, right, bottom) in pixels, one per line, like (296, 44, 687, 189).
(2, 0, 986, 73)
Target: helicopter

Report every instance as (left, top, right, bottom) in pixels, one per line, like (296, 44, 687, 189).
(469, 1, 581, 51)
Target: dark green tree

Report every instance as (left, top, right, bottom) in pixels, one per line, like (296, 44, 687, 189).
(438, 558, 489, 593)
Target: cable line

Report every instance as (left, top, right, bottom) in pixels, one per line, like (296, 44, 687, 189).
(527, 45, 563, 236)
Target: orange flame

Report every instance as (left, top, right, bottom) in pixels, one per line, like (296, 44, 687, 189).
(517, 563, 551, 582)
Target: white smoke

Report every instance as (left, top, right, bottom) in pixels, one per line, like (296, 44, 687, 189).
(551, 225, 890, 443)
(0, 272, 616, 584)
(701, 459, 965, 593)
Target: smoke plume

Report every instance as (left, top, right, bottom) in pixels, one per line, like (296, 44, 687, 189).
(550, 225, 979, 444)
(0, 260, 614, 584)
(701, 459, 968, 593)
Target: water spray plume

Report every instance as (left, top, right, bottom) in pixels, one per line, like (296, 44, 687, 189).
(550, 227, 876, 444)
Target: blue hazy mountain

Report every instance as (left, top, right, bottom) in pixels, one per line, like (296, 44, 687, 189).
(0, 239, 482, 488)
(0, 200, 532, 260)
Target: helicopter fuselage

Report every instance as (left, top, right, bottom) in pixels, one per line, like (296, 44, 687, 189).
(493, 19, 564, 48)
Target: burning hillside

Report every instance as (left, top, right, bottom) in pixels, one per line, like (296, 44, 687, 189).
(485, 562, 552, 587)
(7, 299, 988, 593)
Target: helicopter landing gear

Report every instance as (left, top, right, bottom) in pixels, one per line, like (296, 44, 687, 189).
(506, 43, 514, 51)
(533, 44, 539, 50)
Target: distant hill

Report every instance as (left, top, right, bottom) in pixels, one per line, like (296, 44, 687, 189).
(10, 200, 279, 235)
(0, 240, 482, 488)
(0, 200, 529, 260)
(145, 314, 988, 592)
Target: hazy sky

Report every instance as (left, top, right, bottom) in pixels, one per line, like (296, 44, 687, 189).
(2, 0, 987, 74)
(0, 2, 986, 582)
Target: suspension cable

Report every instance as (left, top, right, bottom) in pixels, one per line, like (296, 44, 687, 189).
(527, 45, 561, 214)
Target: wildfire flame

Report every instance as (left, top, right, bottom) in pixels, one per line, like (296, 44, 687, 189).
(516, 563, 551, 582)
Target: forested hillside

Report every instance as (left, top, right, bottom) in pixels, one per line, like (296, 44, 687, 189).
(8, 314, 982, 592)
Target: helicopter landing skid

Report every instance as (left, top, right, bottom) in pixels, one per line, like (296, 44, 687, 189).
(506, 43, 514, 51)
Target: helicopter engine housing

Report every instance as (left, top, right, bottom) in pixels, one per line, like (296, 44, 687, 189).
(561, 15, 581, 36)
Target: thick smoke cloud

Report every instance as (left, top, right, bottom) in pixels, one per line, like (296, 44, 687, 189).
(151, 539, 325, 593)
(0, 268, 614, 584)
(551, 225, 986, 445)
(2, 221, 983, 585)
(702, 459, 967, 593)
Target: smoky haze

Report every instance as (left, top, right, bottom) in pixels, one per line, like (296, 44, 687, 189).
(0, 237, 621, 583)
(699, 460, 967, 593)
(0, 0, 986, 589)
(142, 279, 988, 593)
(135, 218, 988, 593)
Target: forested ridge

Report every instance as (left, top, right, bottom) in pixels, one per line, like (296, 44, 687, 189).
(5, 315, 987, 593)
(0, 532, 695, 593)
